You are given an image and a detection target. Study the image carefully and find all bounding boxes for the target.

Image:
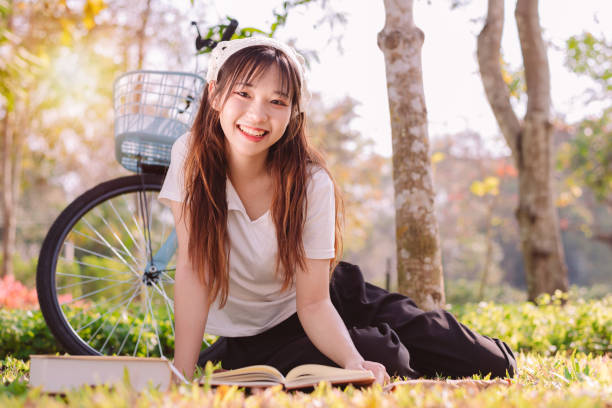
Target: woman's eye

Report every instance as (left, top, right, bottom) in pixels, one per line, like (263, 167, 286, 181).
(235, 91, 249, 98)
(271, 99, 288, 106)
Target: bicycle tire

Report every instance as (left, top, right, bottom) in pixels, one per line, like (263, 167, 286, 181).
(37, 173, 177, 357)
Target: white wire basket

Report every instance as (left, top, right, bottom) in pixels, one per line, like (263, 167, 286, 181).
(113, 70, 206, 172)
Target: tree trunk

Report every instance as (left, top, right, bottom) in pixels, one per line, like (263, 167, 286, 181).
(378, 0, 445, 310)
(1, 112, 16, 278)
(477, 0, 568, 301)
(1, 4, 15, 278)
(136, 0, 153, 70)
(517, 116, 568, 299)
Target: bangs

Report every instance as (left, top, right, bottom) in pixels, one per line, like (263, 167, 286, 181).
(215, 45, 301, 107)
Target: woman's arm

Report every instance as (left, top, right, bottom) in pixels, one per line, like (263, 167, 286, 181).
(170, 201, 210, 380)
(296, 258, 389, 384)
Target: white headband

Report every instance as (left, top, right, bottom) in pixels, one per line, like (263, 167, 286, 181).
(206, 37, 310, 111)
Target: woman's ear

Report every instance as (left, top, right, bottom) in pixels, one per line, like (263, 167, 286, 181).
(208, 81, 220, 111)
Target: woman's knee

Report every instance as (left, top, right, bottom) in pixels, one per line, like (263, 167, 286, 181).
(435, 310, 516, 378)
(488, 338, 517, 378)
(349, 323, 419, 378)
(398, 309, 516, 378)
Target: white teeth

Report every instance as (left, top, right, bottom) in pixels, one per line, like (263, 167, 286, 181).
(238, 125, 266, 137)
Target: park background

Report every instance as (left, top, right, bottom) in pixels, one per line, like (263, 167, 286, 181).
(1, 0, 610, 303)
(0, 1, 611, 406)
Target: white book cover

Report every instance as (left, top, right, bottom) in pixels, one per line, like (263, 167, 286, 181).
(29, 355, 173, 393)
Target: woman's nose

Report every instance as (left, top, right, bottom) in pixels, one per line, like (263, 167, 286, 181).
(246, 100, 268, 122)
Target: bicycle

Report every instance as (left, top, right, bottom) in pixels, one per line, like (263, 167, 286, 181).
(36, 20, 239, 358)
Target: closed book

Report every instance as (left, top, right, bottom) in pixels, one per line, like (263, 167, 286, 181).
(29, 355, 172, 393)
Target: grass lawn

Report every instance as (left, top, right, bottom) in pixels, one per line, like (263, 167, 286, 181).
(1, 294, 610, 406)
(1, 352, 611, 407)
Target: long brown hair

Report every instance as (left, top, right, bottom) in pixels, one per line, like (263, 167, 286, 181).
(182, 45, 343, 307)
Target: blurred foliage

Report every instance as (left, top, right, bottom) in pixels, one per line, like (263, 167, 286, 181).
(197, 1, 345, 67)
(0, 254, 37, 287)
(445, 278, 526, 305)
(1, 0, 350, 278)
(555, 31, 612, 253)
(451, 292, 611, 356)
(2, 292, 611, 360)
(307, 93, 392, 259)
(432, 131, 520, 289)
(557, 107, 612, 205)
(565, 32, 612, 100)
(0, 304, 211, 360)
(470, 177, 499, 197)
(0, 309, 64, 360)
(499, 55, 525, 103)
(560, 31, 611, 204)
(1, 2, 610, 307)
(432, 129, 612, 296)
(0, 273, 38, 309)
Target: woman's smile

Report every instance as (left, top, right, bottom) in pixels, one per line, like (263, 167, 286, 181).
(237, 124, 269, 142)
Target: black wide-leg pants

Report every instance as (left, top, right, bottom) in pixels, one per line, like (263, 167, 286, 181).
(197, 261, 517, 379)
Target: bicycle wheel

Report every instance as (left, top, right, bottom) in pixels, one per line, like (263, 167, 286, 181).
(37, 173, 177, 357)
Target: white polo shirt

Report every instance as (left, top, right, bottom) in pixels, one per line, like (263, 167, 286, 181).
(158, 133, 336, 337)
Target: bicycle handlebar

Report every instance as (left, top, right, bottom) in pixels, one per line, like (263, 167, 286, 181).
(221, 19, 238, 42)
(192, 19, 239, 52)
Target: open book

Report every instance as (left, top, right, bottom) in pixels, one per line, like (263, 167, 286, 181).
(30, 355, 375, 393)
(204, 364, 375, 390)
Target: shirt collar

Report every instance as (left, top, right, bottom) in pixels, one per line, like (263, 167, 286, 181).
(226, 178, 245, 213)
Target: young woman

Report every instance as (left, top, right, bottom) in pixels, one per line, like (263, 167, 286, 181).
(159, 37, 516, 383)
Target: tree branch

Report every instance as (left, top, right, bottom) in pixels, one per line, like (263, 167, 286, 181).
(515, 0, 550, 118)
(477, 0, 521, 157)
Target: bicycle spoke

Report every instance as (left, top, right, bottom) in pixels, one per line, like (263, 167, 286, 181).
(81, 218, 140, 277)
(64, 285, 137, 322)
(108, 199, 143, 254)
(150, 280, 174, 307)
(71, 245, 128, 266)
(59, 255, 133, 277)
(71, 244, 138, 277)
(61, 280, 133, 305)
(100, 287, 141, 353)
(57, 276, 133, 291)
(155, 279, 175, 338)
(94, 208, 141, 268)
(137, 188, 154, 267)
(132, 305, 147, 357)
(145, 285, 165, 357)
(70, 229, 133, 261)
(77, 287, 139, 332)
(125, 196, 145, 252)
(157, 215, 168, 256)
(87, 302, 119, 345)
(117, 311, 138, 355)
(40, 174, 176, 357)
(160, 271, 175, 284)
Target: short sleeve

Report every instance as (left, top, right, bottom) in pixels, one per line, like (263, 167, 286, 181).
(158, 133, 190, 206)
(303, 168, 336, 259)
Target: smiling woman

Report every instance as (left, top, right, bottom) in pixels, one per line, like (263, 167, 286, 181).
(158, 36, 516, 384)
(214, 64, 292, 160)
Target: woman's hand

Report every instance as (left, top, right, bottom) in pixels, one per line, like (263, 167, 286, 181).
(345, 359, 390, 385)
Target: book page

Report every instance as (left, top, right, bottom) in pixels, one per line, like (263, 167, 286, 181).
(202, 365, 284, 385)
(285, 364, 372, 382)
